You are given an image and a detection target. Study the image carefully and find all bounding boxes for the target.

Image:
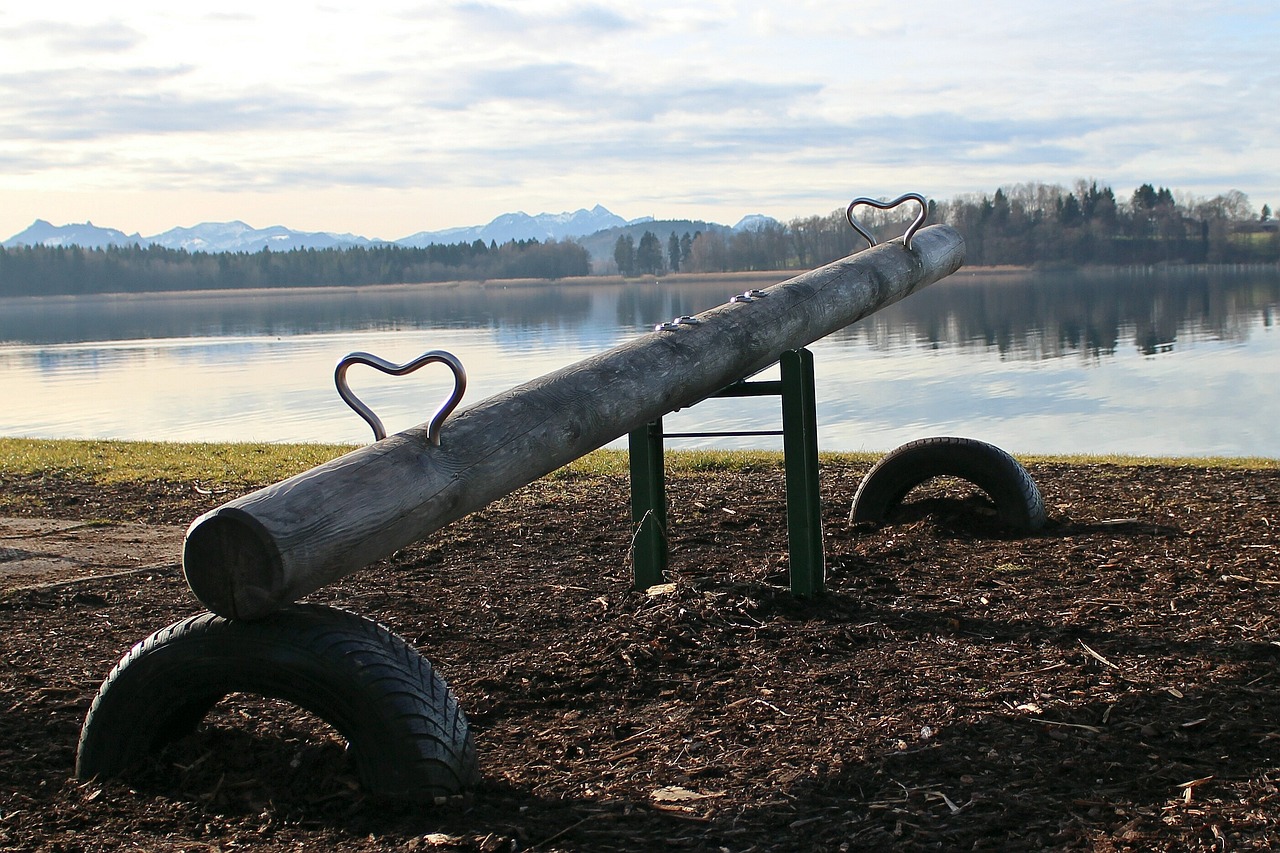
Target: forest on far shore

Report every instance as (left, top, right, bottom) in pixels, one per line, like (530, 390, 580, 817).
(2, 181, 1276, 297)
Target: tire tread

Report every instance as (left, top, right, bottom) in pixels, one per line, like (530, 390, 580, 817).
(76, 604, 478, 798)
(850, 436, 1046, 531)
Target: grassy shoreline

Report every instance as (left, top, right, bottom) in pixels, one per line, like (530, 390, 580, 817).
(2, 437, 1275, 489)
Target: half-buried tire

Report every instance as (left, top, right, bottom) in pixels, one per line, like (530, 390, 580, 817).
(850, 436, 1046, 531)
(76, 604, 478, 799)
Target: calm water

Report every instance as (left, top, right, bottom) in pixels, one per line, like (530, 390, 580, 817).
(2, 268, 1277, 456)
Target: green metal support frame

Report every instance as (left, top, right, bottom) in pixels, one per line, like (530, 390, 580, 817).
(628, 418, 668, 590)
(627, 347, 825, 596)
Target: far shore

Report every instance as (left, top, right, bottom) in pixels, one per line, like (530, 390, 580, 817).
(6, 262, 1277, 303)
(0, 269, 853, 302)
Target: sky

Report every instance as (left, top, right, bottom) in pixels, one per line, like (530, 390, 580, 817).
(1, 0, 1277, 242)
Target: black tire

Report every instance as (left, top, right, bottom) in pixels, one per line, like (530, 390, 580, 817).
(76, 604, 478, 799)
(850, 436, 1046, 531)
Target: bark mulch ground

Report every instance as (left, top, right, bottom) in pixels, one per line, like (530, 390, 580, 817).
(1, 459, 1278, 851)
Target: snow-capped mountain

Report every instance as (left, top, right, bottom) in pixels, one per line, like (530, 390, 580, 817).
(3, 219, 145, 249)
(0, 219, 382, 253)
(396, 205, 634, 247)
(1, 205, 751, 253)
(146, 221, 380, 253)
(732, 214, 782, 232)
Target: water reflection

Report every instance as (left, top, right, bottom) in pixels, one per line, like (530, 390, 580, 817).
(2, 268, 1277, 455)
(0, 285, 600, 345)
(833, 268, 1279, 358)
(4, 269, 1275, 359)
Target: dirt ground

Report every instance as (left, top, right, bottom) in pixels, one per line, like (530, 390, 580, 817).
(1, 458, 1278, 851)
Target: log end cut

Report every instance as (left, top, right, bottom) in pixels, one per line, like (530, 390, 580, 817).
(183, 508, 285, 621)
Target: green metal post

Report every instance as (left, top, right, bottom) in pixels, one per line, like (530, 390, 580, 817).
(628, 418, 668, 589)
(779, 349, 824, 596)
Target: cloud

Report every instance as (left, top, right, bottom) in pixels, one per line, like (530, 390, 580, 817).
(0, 62, 353, 144)
(0, 0, 1277, 236)
(424, 61, 823, 125)
(438, 109, 1100, 179)
(4, 90, 348, 143)
(447, 1, 636, 33)
(428, 62, 601, 109)
(0, 20, 144, 54)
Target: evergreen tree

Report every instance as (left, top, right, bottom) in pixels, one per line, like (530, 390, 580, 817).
(635, 231, 665, 276)
(1133, 184, 1158, 210)
(1058, 194, 1082, 227)
(991, 189, 1010, 227)
(613, 234, 636, 277)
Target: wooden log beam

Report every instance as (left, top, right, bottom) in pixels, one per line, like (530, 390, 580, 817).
(184, 224, 965, 619)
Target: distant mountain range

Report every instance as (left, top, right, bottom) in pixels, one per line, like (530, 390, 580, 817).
(2, 205, 778, 256)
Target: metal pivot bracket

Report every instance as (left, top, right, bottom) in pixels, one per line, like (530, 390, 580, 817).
(335, 349, 466, 444)
(628, 348, 824, 597)
(846, 192, 928, 251)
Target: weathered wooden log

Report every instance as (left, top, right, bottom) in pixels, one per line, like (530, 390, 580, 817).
(184, 224, 965, 619)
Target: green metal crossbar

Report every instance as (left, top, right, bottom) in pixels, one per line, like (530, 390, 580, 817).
(627, 347, 824, 596)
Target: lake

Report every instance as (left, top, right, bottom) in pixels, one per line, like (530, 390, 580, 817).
(2, 266, 1277, 457)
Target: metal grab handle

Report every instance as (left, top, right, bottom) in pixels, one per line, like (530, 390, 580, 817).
(335, 350, 466, 445)
(654, 315, 703, 331)
(845, 192, 928, 251)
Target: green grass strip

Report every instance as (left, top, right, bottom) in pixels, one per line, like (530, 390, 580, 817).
(0, 438, 1274, 489)
(0, 438, 355, 485)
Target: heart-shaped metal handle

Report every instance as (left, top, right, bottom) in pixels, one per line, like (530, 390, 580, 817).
(845, 192, 928, 251)
(334, 350, 466, 445)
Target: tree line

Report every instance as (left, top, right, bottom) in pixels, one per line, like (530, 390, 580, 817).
(939, 182, 1275, 267)
(0, 237, 590, 297)
(3, 180, 1276, 296)
(616, 181, 1278, 276)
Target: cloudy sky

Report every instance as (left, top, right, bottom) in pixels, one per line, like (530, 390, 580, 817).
(1, 0, 1276, 241)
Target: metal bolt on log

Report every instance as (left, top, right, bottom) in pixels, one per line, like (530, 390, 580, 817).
(184, 224, 965, 620)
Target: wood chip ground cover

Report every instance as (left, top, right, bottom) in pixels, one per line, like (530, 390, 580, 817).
(0, 460, 1278, 851)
